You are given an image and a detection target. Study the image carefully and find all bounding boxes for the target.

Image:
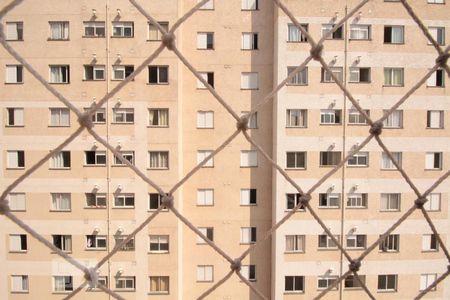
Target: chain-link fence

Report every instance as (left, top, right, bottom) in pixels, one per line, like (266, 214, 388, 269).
(0, 0, 449, 299)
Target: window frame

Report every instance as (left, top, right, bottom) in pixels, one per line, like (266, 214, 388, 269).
(6, 107, 24, 126)
(344, 275, 366, 289)
(199, 0, 214, 10)
(346, 193, 368, 208)
(149, 193, 169, 211)
(318, 276, 338, 290)
(148, 108, 169, 127)
(347, 152, 369, 167)
(50, 151, 71, 169)
(420, 274, 437, 291)
(112, 65, 134, 80)
(197, 265, 214, 282)
(380, 193, 401, 211)
(86, 235, 107, 250)
(113, 193, 135, 208)
(197, 72, 214, 89)
(112, 108, 134, 124)
(241, 72, 258, 90)
(111, 22, 134, 38)
(83, 65, 105, 81)
(284, 275, 305, 293)
(85, 107, 106, 124)
(149, 276, 170, 294)
(384, 25, 404, 44)
(349, 67, 371, 83)
(422, 234, 439, 252)
(320, 151, 342, 167)
(381, 151, 402, 169)
(53, 275, 73, 293)
(197, 227, 214, 244)
(287, 67, 308, 85)
(287, 23, 308, 42)
(9, 234, 27, 252)
(83, 21, 105, 38)
(320, 109, 342, 124)
(286, 151, 306, 169)
(5, 22, 23, 41)
(148, 22, 169, 41)
(84, 150, 107, 166)
(197, 150, 214, 167)
(426, 110, 444, 129)
(114, 276, 136, 291)
(8, 193, 26, 211)
(383, 68, 404, 87)
(348, 109, 369, 125)
(241, 0, 259, 10)
(148, 65, 169, 84)
(349, 24, 371, 40)
(196, 32, 214, 50)
(114, 235, 135, 251)
(285, 234, 305, 253)
(428, 26, 445, 46)
(241, 32, 258, 50)
(149, 235, 169, 253)
(240, 265, 256, 282)
(49, 65, 70, 84)
(10, 275, 29, 293)
(51, 193, 71, 211)
(5, 65, 23, 84)
(49, 108, 70, 127)
(148, 151, 169, 169)
(346, 234, 367, 249)
(321, 67, 343, 83)
(52, 234, 72, 252)
(321, 23, 344, 39)
(424, 193, 441, 211)
(319, 193, 341, 208)
(197, 189, 214, 206)
(377, 274, 398, 292)
(197, 111, 214, 129)
(240, 227, 257, 244)
(48, 21, 70, 41)
(379, 234, 399, 252)
(425, 152, 442, 170)
(318, 234, 339, 249)
(286, 109, 307, 127)
(240, 150, 258, 167)
(85, 193, 107, 209)
(113, 151, 135, 166)
(240, 188, 257, 206)
(6, 150, 25, 169)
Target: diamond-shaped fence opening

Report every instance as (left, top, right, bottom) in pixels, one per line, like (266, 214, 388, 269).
(0, 0, 449, 299)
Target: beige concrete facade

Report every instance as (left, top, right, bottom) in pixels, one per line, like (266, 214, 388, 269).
(0, 0, 449, 299)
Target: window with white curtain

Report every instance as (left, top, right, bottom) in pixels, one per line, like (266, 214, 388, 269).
(197, 32, 214, 49)
(113, 151, 135, 166)
(425, 152, 442, 170)
(240, 150, 257, 167)
(242, 0, 258, 10)
(8, 193, 26, 211)
(287, 67, 308, 85)
(319, 193, 341, 208)
(197, 72, 214, 88)
(384, 67, 404, 86)
(321, 24, 343, 39)
(50, 151, 71, 169)
(149, 151, 169, 169)
(197, 150, 214, 167)
(242, 32, 258, 50)
(286, 109, 307, 127)
(320, 109, 342, 124)
(348, 109, 369, 125)
(7, 150, 25, 168)
(428, 26, 445, 45)
(320, 151, 342, 166)
(241, 72, 258, 89)
(285, 235, 305, 252)
(51, 193, 71, 211)
(287, 23, 308, 42)
(425, 193, 441, 211)
(50, 108, 70, 126)
(420, 274, 437, 291)
(384, 25, 404, 43)
(380, 193, 401, 211)
(381, 152, 402, 169)
(382, 110, 403, 128)
(49, 65, 70, 83)
(9, 234, 27, 251)
(11, 275, 28, 292)
(240, 189, 256, 205)
(149, 108, 169, 127)
(53, 276, 73, 292)
(5, 65, 23, 83)
(197, 111, 214, 128)
(428, 0, 445, 4)
(197, 266, 213, 282)
(49, 22, 69, 40)
(52, 235, 72, 252)
(113, 108, 134, 123)
(83, 65, 105, 80)
(240, 227, 256, 243)
(426, 110, 443, 128)
(148, 22, 169, 41)
(198, 0, 214, 10)
(197, 189, 214, 206)
(197, 227, 214, 244)
(6, 108, 24, 126)
(350, 24, 370, 40)
(427, 69, 444, 87)
(422, 234, 439, 251)
(149, 276, 169, 294)
(149, 235, 169, 253)
(240, 265, 256, 281)
(6, 22, 23, 40)
(379, 234, 399, 252)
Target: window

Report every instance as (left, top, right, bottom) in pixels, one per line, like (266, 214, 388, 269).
(350, 24, 371, 40)
(197, 32, 214, 49)
(380, 193, 401, 211)
(49, 22, 69, 40)
(112, 65, 134, 80)
(425, 152, 442, 170)
(197, 266, 213, 282)
(115, 276, 135, 290)
(85, 151, 106, 166)
(378, 274, 397, 292)
(50, 108, 70, 126)
(319, 193, 340, 208)
(148, 66, 169, 84)
(113, 151, 134, 166)
(197, 227, 214, 244)
(197, 150, 214, 167)
(112, 22, 134, 37)
(320, 151, 341, 166)
(427, 69, 444, 87)
(11, 275, 28, 292)
(424, 193, 441, 211)
(241, 265, 256, 281)
(240, 150, 257, 167)
(242, 32, 258, 50)
(197, 72, 214, 89)
(9, 234, 27, 251)
(53, 276, 73, 292)
(348, 152, 368, 167)
(50, 151, 71, 169)
(114, 194, 135, 208)
(83, 65, 105, 80)
(383, 110, 403, 129)
(284, 276, 304, 292)
(149, 193, 165, 210)
(8, 193, 26, 211)
(199, 0, 214, 10)
(287, 67, 308, 85)
(149, 108, 169, 127)
(321, 67, 343, 83)
(318, 276, 338, 290)
(345, 275, 365, 289)
(318, 234, 339, 249)
(384, 26, 404, 44)
(420, 274, 437, 291)
(241, 111, 257, 129)
(286, 193, 305, 211)
(346, 234, 367, 249)
(422, 234, 439, 251)
(112, 108, 134, 123)
(52, 235, 72, 252)
(241, 72, 258, 89)
(197, 189, 214, 206)
(88, 276, 108, 290)
(83, 21, 105, 37)
(148, 22, 168, 41)
(49, 65, 70, 83)
(379, 234, 399, 252)
(240, 227, 257, 244)
(149, 151, 169, 169)
(242, 0, 258, 10)
(287, 23, 308, 42)
(320, 109, 342, 124)
(348, 109, 369, 125)
(384, 68, 404, 86)
(197, 111, 214, 128)
(285, 235, 305, 253)
(6, 108, 24, 126)
(347, 193, 368, 208)
(51, 193, 71, 211)
(428, 0, 445, 3)
(349, 67, 370, 83)
(149, 235, 169, 253)
(86, 235, 107, 249)
(428, 26, 445, 45)
(286, 152, 306, 169)
(115, 235, 135, 251)
(322, 24, 343, 39)
(5, 22, 23, 41)
(88, 108, 106, 123)
(240, 189, 257, 205)
(5, 65, 23, 83)
(85, 193, 107, 208)
(7, 150, 25, 168)
(150, 276, 169, 294)
(286, 109, 307, 127)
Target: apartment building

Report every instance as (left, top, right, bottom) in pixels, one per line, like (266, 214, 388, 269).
(0, 0, 448, 299)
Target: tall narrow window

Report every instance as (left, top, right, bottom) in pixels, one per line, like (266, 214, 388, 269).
(287, 24, 308, 42)
(422, 234, 439, 251)
(49, 22, 69, 40)
(427, 69, 444, 87)
(5, 65, 23, 83)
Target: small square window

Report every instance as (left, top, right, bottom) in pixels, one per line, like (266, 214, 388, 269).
(377, 274, 397, 292)
(148, 22, 169, 41)
(242, 0, 258, 10)
(53, 276, 73, 292)
(380, 193, 401, 211)
(240, 227, 257, 244)
(197, 32, 214, 49)
(384, 68, 404, 86)
(240, 189, 256, 205)
(286, 109, 307, 127)
(347, 152, 368, 167)
(242, 32, 258, 50)
(197, 150, 214, 167)
(114, 194, 135, 208)
(112, 108, 134, 123)
(240, 150, 258, 167)
(350, 24, 371, 40)
(425, 152, 442, 170)
(149, 193, 168, 211)
(197, 72, 214, 89)
(149, 151, 169, 169)
(197, 227, 214, 244)
(112, 65, 134, 80)
(322, 24, 343, 39)
(8, 193, 26, 211)
(284, 276, 304, 292)
(5, 22, 23, 41)
(422, 234, 439, 251)
(427, 69, 445, 87)
(383, 110, 403, 128)
(7, 150, 25, 168)
(51, 193, 71, 211)
(197, 189, 214, 206)
(148, 66, 169, 84)
(49, 22, 69, 40)
(286, 193, 305, 211)
(149, 276, 169, 294)
(379, 234, 399, 252)
(149, 235, 169, 253)
(197, 111, 214, 128)
(285, 235, 305, 253)
(83, 65, 105, 80)
(50, 151, 71, 169)
(49, 65, 70, 84)
(240, 265, 256, 281)
(11, 275, 28, 292)
(420, 274, 437, 291)
(424, 193, 441, 211)
(287, 67, 308, 85)
(112, 22, 134, 37)
(83, 22, 105, 37)
(197, 265, 213, 282)
(149, 108, 169, 127)
(9, 234, 27, 252)
(5, 65, 23, 83)
(384, 26, 404, 44)
(50, 108, 70, 126)
(241, 72, 258, 89)
(320, 151, 341, 166)
(85, 107, 106, 124)
(428, 26, 445, 45)
(6, 108, 24, 126)
(321, 67, 343, 83)
(287, 23, 308, 42)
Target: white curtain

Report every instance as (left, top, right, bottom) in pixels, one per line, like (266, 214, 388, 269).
(197, 33, 207, 49)
(391, 27, 403, 43)
(7, 151, 18, 168)
(51, 153, 64, 168)
(9, 193, 26, 210)
(159, 110, 168, 126)
(6, 66, 17, 83)
(54, 277, 64, 291)
(10, 235, 21, 251)
(200, 0, 213, 9)
(6, 23, 18, 40)
(50, 67, 62, 83)
(51, 23, 68, 39)
(242, 33, 252, 49)
(288, 24, 299, 41)
(242, 0, 257, 9)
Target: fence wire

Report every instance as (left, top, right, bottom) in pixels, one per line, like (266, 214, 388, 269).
(0, 0, 449, 299)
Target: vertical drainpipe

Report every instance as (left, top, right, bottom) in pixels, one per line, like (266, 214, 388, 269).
(339, 5, 349, 300)
(105, 1, 111, 298)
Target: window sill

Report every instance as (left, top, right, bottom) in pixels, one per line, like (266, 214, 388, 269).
(426, 127, 444, 129)
(112, 165, 135, 167)
(148, 209, 169, 212)
(240, 88, 259, 90)
(9, 250, 27, 253)
(318, 207, 340, 209)
(285, 168, 306, 170)
(196, 127, 214, 129)
(317, 248, 338, 251)
(52, 291, 73, 294)
(197, 204, 214, 207)
(48, 82, 70, 85)
(240, 166, 258, 168)
(82, 36, 105, 38)
(148, 292, 170, 295)
(284, 251, 305, 254)
(47, 39, 70, 41)
(147, 168, 170, 170)
(285, 209, 306, 213)
(82, 79, 106, 82)
(348, 81, 371, 84)
(422, 250, 439, 253)
(382, 85, 404, 87)
(148, 251, 169, 254)
(349, 38, 372, 41)
(286, 83, 308, 86)
(319, 165, 339, 168)
(425, 168, 442, 171)
(6, 167, 25, 170)
(241, 48, 259, 51)
(5, 39, 24, 42)
(147, 82, 170, 85)
(380, 210, 401, 212)
(380, 168, 400, 171)
(110, 36, 134, 38)
(147, 39, 162, 42)
(114, 289, 136, 292)
(48, 125, 71, 127)
(49, 168, 71, 170)
(84, 164, 106, 167)
(346, 247, 366, 251)
(379, 250, 399, 253)
(286, 126, 307, 128)
(286, 41, 309, 43)
(4, 82, 24, 85)
(284, 291, 305, 294)
(111, 122, 134, 125)
(377, 290, 397, 293)
(5, 125, 25, 127)
(240, 204, 257, 207)
(49, 209, 72, 212)
(11, 291, 29, 294)
(347, 123, 368, 126)
(10, 209, 26, 212)
(347, 165, 369, 168)
(51, 251, 72, 254)
(319, 123, 342, 126)
(85, 248, 107, 251)
(147, 125, 169, 128)
(112, 207, 135, 209)
(240, 242, 256, 245)
(84, 206, 107, 209)
(346, 207, 367, 209)
(196, 48, 215, 51)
